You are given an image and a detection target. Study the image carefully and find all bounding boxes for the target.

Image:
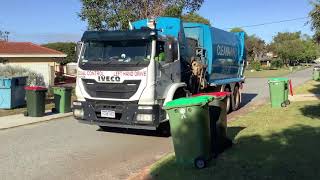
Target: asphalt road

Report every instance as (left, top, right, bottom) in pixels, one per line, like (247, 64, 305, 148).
(0, 67, 313, 180)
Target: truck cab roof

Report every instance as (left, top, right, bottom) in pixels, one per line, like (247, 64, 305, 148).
(81, 29, 155, 42)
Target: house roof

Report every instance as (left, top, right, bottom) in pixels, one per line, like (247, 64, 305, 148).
(0, 41, 67, 58)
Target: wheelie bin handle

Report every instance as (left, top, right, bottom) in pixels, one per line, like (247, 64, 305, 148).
(289, 80, 294, 96)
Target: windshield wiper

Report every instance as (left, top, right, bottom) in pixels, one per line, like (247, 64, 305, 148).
(81, 59, 104, 65)
(105, 56, 120, 65)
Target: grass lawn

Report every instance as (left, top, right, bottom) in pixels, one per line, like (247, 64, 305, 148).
(151, 101, 320, 180)
(244, 66, 309, 78)
(294, 80, 320, 95)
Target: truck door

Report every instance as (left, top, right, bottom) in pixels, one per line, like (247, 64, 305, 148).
(155, 40, 180, 99)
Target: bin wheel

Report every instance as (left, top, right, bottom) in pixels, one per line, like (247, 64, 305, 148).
(285, 100, 291, 105)
(194, 157, 206, 169)
(281, 102, 287, 107)
(23, 111, 28, 117)
(52, 108, 57, 113)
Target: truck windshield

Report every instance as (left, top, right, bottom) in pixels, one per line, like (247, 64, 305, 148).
(80, 40, 151, 65)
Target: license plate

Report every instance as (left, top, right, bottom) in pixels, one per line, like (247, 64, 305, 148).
(101, 110, 116, 118)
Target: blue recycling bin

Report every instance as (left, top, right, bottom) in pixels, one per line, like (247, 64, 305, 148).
(0, 76, 28, 109)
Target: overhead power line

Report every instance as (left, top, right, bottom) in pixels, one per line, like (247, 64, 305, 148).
(227, 17, 309, 29)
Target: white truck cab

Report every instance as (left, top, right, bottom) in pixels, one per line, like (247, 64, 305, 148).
(73, 19, 187, 130)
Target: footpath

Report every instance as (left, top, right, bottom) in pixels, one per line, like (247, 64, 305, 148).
(0, 111, 72, 130)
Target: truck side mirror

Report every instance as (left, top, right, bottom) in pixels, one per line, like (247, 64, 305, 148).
(75, 41, 83, 60)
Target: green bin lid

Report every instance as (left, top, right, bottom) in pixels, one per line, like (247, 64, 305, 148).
(268, 77, 289, 82)
(52, 86, 73, 90)
(164, 96, 214, 110)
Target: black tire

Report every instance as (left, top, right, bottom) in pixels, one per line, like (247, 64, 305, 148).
(232, 86, 241, 111)
(52, 108, 57, 113)
(286, 100, 291, 105)
(224, 87, 232, 113)
(156, 121, 171, 137)
(281, 102, 287, 107)
(99, 126, 111, 131)
(194, 157, 206, 169)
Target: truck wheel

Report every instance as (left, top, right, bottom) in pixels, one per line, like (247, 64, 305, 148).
(224, 87, 232, 113)
(173, 88, 186, 99)
(99, 126, 111, 131)
(157, 121, 171, 137)
(232, 86, 241, 111)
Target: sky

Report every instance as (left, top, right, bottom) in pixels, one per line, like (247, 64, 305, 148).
(0, 0, 314, 44)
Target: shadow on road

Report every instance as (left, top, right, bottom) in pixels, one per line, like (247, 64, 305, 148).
(240, 93, 258, 107)
(97, 121, 171, 137)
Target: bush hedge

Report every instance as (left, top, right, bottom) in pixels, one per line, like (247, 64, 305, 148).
(249, 61, 261, 71)
(271, 59, 284, 69)
(0, 65, 45, 86)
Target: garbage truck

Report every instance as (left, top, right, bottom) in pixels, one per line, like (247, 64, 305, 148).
(73, 17, 246, 130)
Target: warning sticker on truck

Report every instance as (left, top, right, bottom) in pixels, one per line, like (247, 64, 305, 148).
(77, 70, 147, 79)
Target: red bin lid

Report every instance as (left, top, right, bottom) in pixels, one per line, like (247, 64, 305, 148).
(193, 91, 231, 97)
(25, 86, 47, 91)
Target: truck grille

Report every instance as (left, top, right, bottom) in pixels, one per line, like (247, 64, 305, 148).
(82, 79, 141, 99)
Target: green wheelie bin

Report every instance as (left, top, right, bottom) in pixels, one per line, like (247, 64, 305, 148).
(313, 66, 320, 81)
(24, 86, 47, 117)
(164, 96, 213, 169)
(193, 92, 233, 157)
(268, 78, 289, 108)
(52, 86, 72, 113)
(274, 77, 290, 105)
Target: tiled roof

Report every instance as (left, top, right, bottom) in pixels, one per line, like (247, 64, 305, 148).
(0, 41, 67, 57)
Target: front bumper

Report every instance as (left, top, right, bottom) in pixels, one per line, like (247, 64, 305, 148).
(73, 100, 164, 130)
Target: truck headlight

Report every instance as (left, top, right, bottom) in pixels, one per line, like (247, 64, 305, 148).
(73, 101, 82, 106)
(73, 109, 84, 119)
(136, 114, 153, 122)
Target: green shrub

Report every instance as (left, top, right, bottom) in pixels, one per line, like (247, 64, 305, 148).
(0, 65, 45, 86)
(271, 59, 284, 69)
(249, 61, 261, 71)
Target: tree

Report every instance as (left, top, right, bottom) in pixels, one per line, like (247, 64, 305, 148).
(309, 0, 320, 42)
(181, 12, 210, 25)
(230, 27, 248, 37)
(42, 42, 76, 65)
(79, 0, 204, 30)
(299, 36, 320, 62)
(272, 32, 301, 43)
(246, 35, 266, 62)
(270, 32, 319, 65)
(229, 28, 265, 62)
(270, 32, 302, 65)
